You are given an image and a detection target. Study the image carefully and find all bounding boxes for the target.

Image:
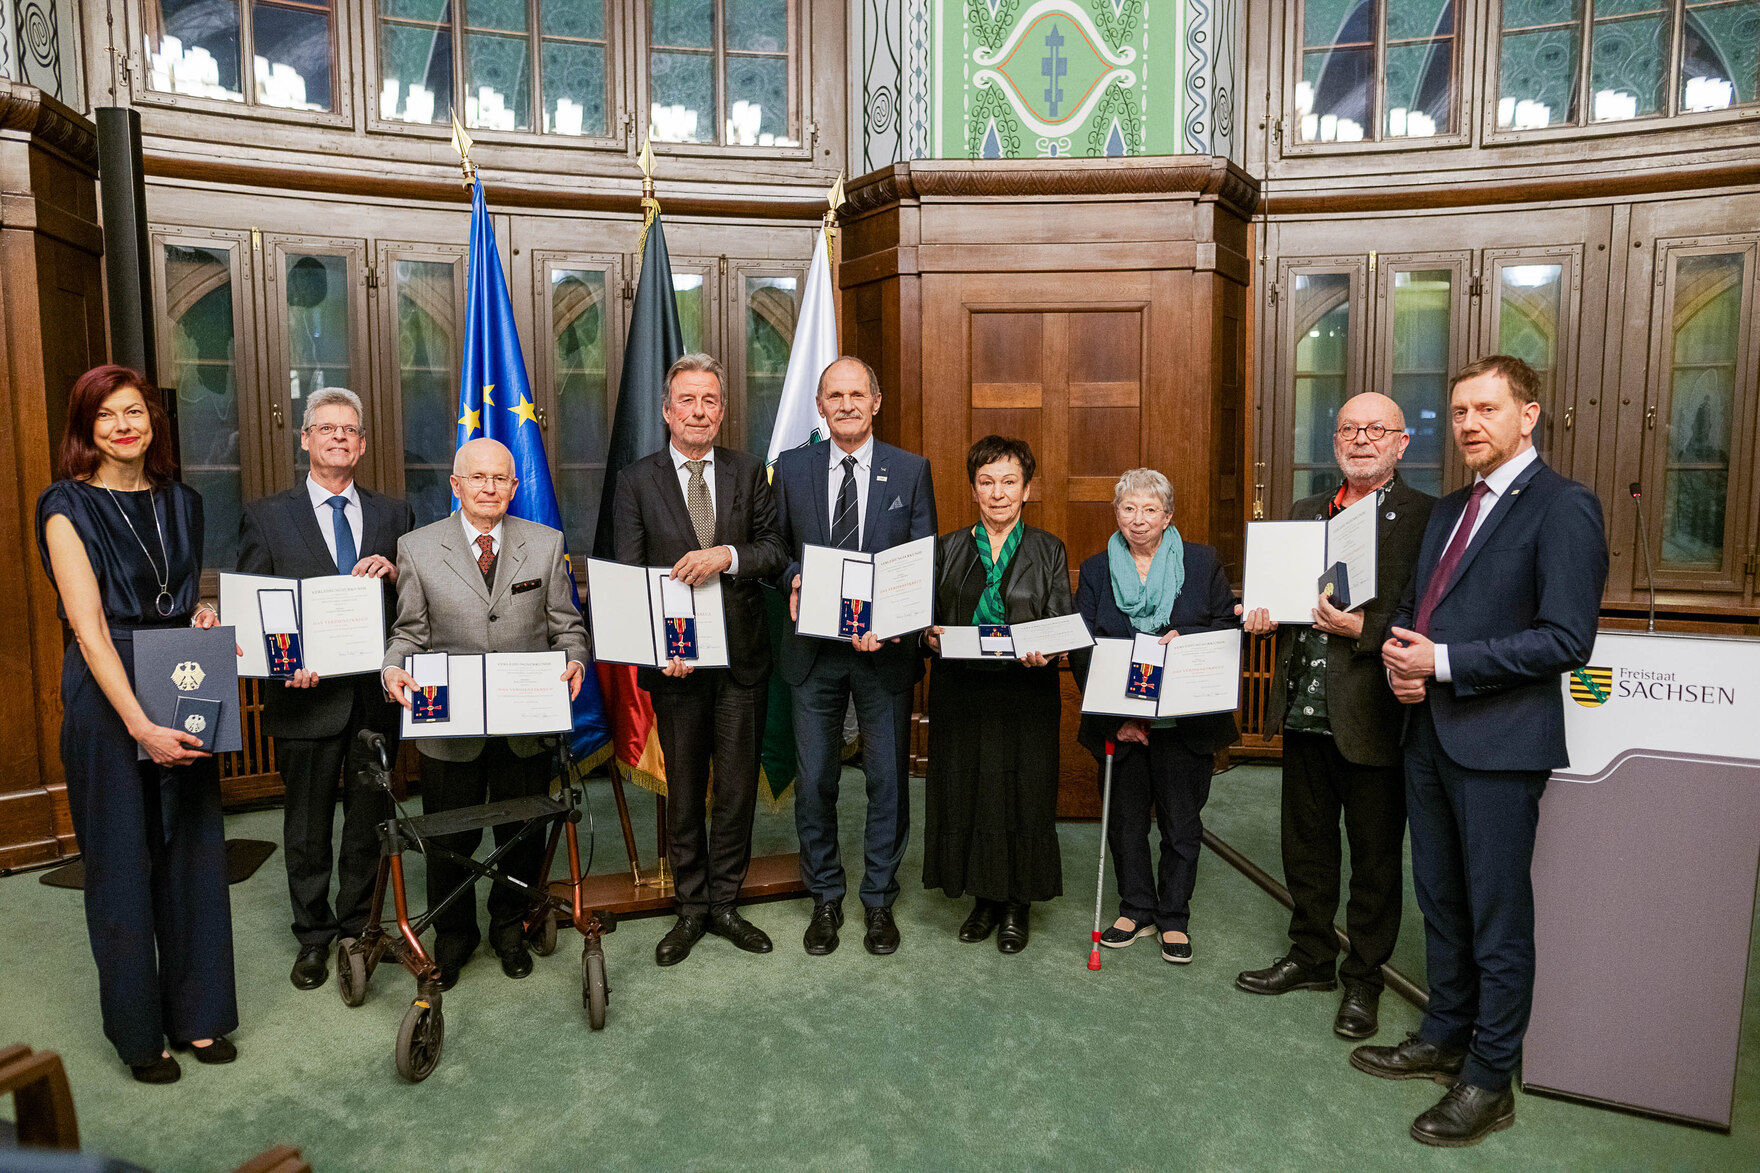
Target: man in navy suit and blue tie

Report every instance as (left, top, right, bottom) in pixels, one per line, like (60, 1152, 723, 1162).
(772, 356, 936, 956)
(1353, 356, 1607, 1146)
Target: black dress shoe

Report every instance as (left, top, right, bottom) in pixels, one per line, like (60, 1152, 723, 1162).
(1411, 1082, 1516, 1147)
(863, 905, 900, 955)
(434, 938, 477, 991)
(129, 1054, 181, 1084)
(708, 909, 773, 954)
(996, 902, 1029, 954)
(290, 943, 329, 990)
(803, 901, 843, 956)
(1235, 955, 1336, 995)
(656, 913, 707, 966)
(1350, 1032, 1468, 1084)
(498, 944, 534, 979)
(172, 1035, 237, 1064)
(958, 900, 999, 943)
(1334, 981, 1381, 1039)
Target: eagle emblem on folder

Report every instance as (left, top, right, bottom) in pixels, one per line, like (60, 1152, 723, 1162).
(172, 661, 206, 691)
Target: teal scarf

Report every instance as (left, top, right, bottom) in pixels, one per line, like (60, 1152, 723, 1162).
(1108, 527, 1185, 633)
(972, 522, 1024, 625)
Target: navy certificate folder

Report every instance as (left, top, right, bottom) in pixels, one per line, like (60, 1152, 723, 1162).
(133, 626, 243, 758)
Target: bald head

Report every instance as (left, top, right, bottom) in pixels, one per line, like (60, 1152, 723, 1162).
(1333, 392, 1410, 491)
(451, 438, 518, 530)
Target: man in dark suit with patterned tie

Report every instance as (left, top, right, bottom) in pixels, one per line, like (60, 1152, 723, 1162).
(237, 387, 414, 991)
(1353, 356, 1607, 1147)
(611, 354, 787, 966)
(771, 356, 937, 956)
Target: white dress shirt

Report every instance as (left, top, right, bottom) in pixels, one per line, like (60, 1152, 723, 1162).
(825, 435, 875, 548)
(669, 444, 738, 573)
(459, 510, 505, 560)
(306, 476, 362, 570)
(1433, 444, 1539, 683)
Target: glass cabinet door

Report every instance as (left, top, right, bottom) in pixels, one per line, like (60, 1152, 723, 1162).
(1276, 259, 1366, 507)
(1640, 239, 1757, 594)
(667, 257, 719, 355)
(378, 244, 467, 528)
(533, 253, 623, 564)
(1374, 254, 1470, 496)
(728, 262, 804, 458)
(264, 238, 370, 490)
(153, 231, 258, 573)
(1481, 248, 1582, 465)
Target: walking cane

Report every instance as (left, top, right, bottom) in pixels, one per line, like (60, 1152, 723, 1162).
(1088, 740, 1117, 971)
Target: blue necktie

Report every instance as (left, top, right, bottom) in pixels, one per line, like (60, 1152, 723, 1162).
(326, 496, 357, 574)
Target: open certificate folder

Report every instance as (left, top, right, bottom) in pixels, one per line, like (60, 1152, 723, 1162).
(939, 613, 1096, 661)
(220, 571, 386, 678)
(1080, 629, 1243, 719)
(584, 558, 731, 669)
(399, 651, 572, 739)
(795, 535, 935, 642)
(1240, 491, 1379, 623)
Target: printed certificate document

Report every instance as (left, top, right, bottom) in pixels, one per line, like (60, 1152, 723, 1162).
(796, 535, 935, 642)
(400, 652, 571, 739)
(220, 571, 385, 678)
(1241, 492, 1379, 623)
(940, 613, 1096, 661)
(584, 558, 731, 669)
(1080, 629, 1243, 719)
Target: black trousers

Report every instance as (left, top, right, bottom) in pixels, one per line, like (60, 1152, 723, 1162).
(275, 688, 396, 948)
(420, 739, 552, 958)
(651, 670, 762, 917)
(1406, 704, 1547, 1091)
(61, 637, 237, 1066)
(1280, 730, 1406, 989)
(1108, 730, 1213, 933)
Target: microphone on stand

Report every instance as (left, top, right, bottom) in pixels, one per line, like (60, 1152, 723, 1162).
(1630, 483, 1656, 633)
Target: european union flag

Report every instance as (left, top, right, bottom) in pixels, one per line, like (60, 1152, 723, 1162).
(456, 178, 611, 764)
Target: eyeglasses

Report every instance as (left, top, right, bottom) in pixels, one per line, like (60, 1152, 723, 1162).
(459, 473, 515, 491)
(1335, 423, 1395, 442)
(307, 424, 363, 439)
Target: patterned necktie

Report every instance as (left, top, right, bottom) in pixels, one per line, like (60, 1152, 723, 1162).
(1414, 480, 1491, 636)
(476, 532, 496, 578)
(326, 496, 356, 574)
(685, 459, 714, 548)
(831, 454, 859, 550)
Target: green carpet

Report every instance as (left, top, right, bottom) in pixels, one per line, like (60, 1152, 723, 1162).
(1, 765, 1756, 1171)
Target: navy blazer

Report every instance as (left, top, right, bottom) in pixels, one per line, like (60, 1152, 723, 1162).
(1071, 540, 1241, 758)
(238, 483, 415, 740)
(1392, 456, 1607, 772)
(771, 438, 937, 692)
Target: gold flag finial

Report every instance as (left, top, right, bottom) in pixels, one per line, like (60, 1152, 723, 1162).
(636, 137, 661, 257)
(449, 111, 477, 187)
(823, 171, 844, 245)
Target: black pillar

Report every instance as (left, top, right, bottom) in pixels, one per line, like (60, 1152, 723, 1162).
(96, 107, 157, 384)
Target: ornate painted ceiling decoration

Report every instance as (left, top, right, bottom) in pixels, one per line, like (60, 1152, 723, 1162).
(972, 0, 1136, 137)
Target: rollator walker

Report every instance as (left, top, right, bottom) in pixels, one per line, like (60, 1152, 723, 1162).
(338, 729, 617, 1082)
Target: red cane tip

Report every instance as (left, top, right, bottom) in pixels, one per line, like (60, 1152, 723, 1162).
(1105, 740, 1116, 755)
(1087, 949, 1102, 971)
(1091, 929, 1102, 942)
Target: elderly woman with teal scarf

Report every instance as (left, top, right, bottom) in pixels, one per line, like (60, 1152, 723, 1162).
(922, 436, 1073, 952)
(1073, 468, 1239, 964)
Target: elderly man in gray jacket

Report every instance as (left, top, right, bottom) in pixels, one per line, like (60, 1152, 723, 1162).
(382, 438, 589, 989)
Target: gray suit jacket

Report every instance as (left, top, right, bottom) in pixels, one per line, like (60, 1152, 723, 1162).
(384, 512, 590, 762)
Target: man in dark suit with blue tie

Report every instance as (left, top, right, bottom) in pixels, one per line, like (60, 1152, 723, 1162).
(237, 388, 415, 991)
(772, 356, 936, 956)
(1353, 356, 1607, 1147)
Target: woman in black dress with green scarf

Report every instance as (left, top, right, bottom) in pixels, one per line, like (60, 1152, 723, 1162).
(922, 436, 1072, 952)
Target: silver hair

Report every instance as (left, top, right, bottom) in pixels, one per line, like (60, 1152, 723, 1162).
(664, 353, 726, 403)
(1112, 467, 1176, 514)
(301, 386, 365, 434)
(816, 355, 881, 399)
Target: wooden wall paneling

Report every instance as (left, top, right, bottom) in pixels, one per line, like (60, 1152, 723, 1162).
(1, 84, 105, 866)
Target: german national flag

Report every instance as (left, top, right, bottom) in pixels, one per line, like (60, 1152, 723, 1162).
(1569, 667, 1613, 708)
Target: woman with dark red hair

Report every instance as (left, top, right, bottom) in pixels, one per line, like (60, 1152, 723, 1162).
(35, 365, 238, 1084)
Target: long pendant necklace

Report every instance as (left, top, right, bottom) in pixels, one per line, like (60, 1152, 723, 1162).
(98, 477, 176, 617)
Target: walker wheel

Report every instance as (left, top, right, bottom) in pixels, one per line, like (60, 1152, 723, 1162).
(582, 944, 608, 1031)
(395, 998, 445, 1082)
(531, 908, 559, 957)
(337, 941, 369, 1008)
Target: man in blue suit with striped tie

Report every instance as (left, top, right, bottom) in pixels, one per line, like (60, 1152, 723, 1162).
(1354, 355, 1607, 1147)
(772, 357, 937, 957)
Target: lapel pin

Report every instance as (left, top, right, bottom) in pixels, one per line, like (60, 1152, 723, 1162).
(1386, 511, 1396, 520)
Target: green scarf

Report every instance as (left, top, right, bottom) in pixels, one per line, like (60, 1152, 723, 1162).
(1107, 527, 1185, 634)
(972, 522, 1024, 625)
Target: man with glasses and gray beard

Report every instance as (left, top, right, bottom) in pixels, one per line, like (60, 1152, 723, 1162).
(238, 387, 415, 991)
(1236, 393, 1434, 1041)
